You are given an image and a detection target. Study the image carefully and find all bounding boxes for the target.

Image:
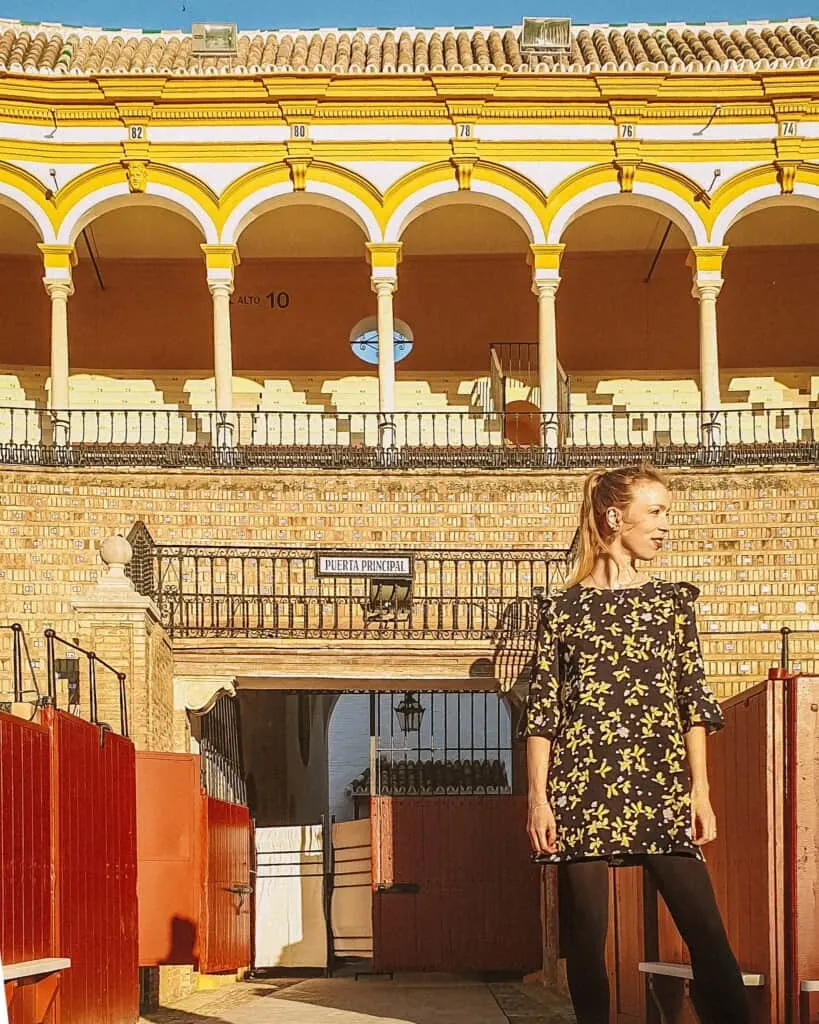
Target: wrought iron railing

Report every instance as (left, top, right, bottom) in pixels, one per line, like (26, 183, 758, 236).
(126, 523, 572, 640)
(0, 622, 41, 706)
(195, 693, 247, 806)
(45, 629, 129, 737)
(0, 406, 816, 469)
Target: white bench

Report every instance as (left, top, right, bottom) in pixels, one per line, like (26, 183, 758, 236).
(2, 957, 71, 1023)
(802, 980, 819, 1024)
(639, 961, 764, 1023)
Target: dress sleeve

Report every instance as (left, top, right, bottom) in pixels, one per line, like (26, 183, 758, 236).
(674, 582, 724, 735)
(524, 595, 562, 740)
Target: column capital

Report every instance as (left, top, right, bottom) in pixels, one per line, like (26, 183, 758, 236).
(208, 279, 234, 298)
(366, 241, 402, 282)
(532, 277, 561, 299)
(372, 278, 397, 297)
(39, 243, 76, 292)
(688, 245, 728, 275)
(202, 243, 239, 287)
(528, 243, 565, 273)
(692, 278, 723, 301)
(43, 278, 74, 299)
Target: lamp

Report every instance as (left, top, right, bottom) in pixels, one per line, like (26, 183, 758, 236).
(365, 577, 412, 621)
(394, 691, 425, 734)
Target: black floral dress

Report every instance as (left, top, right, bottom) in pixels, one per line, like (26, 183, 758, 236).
(525, 579, 724, 865)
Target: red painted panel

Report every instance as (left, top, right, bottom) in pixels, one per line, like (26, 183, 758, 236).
(371, 795, 540, 973)
(136, 753, 201, 967)
(791, 676, 819, 1018)
(47, 709, 138, 1024)
(199, 797, 251, 974)
(0, 713, 52, 968)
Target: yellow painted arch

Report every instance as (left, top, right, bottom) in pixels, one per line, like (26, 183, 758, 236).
(219, 160, 382, 243)
(0, 161, 58, 241)
(383, 159, 548, 243)
(52, 161, 220, 244)
(544, 162, 709, 247)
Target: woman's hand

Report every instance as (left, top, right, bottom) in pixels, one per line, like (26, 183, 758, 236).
(691, 787, 717, 846)
(527, 801, 558, 854)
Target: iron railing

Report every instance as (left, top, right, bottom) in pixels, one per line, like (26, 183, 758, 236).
(0, 622, 40, 706)
(126, 523, 572, 641)
(486, 342, 571, 415)
(44, 629, 129, 737)
(0, 406, 817, 469)
(196, 693, 247, 806)
(364, 690, 513, 797)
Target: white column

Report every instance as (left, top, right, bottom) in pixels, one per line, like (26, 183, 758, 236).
(208, 280, 235, 447)
(692, 276, 724, 444)
(534, 278, 560, 448)
(374, 280, 396, 414)
(44, 279, 73, 446)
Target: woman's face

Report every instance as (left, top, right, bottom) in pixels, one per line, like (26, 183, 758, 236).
(613, 480, 671, 562)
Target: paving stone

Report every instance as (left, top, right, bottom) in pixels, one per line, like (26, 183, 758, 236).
(139, 977, 576, 1023)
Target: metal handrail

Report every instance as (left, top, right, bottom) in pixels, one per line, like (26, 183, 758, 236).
(44, 629, 129, 737)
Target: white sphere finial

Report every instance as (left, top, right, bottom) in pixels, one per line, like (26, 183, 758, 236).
(99, 534, 133, 582)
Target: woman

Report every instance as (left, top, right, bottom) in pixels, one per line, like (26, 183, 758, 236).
(525, 464, 749, 1024)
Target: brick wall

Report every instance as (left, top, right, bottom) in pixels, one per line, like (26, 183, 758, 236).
(0, 466, 816, 700)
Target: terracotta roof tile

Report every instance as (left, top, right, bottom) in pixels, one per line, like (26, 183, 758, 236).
(2, 17, 819, 75)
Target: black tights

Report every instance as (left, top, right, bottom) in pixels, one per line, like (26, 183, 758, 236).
(557, 855, 750, 1024)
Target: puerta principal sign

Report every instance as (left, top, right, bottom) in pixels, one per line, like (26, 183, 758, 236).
(316, 551, 413, 578)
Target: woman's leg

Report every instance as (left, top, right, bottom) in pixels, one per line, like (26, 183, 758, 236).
(644, 854, 750, 1024)
(557, 858, 611, 1024)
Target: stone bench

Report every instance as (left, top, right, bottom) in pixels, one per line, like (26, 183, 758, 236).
(639, 960, 764, 1024)
(2, 957, 71, 1024)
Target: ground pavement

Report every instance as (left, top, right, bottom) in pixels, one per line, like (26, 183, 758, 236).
(139, 974, 576, 1024)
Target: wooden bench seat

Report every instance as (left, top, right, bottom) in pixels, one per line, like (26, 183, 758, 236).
(3, 957, 71, 1024)
(802, 980, 819, 1024)
(639, 961, 764, 1024)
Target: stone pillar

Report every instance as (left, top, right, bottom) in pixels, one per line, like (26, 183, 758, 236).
(202, 244, 239, 448)
(39, 244, 76, 447)
(529, 244, 565, 449)
(366, 243, 402, 449)
(71, 534, 174, 752)
(689, 247, 727, 445)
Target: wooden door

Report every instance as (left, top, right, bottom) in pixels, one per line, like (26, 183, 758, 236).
(371, 795, 540, 973)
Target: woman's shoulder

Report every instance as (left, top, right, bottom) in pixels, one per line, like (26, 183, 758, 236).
(651, 577, 701, 604)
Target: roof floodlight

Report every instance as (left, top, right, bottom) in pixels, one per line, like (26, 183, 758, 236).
(521, 17, 572, 54)
(191, 22, 238, 56)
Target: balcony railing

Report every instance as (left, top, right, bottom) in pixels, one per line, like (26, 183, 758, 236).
(0, 406, 817, 469)
(127, 523, 573, 641)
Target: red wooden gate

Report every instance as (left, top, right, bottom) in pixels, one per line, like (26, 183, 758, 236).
(371, 795, 540, 973)
(136, 753, 201, 967)
(605, 671, 819, 1024)
(49, 709, 138, 1024)
(0, 714, 52, 969)
(199, 797, 252, 974)
(2, 709, 138, 1024)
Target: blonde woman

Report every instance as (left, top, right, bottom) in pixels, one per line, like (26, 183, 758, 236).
(526, 465, 749, 1024)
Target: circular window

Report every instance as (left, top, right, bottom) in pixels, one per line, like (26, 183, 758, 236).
(350, 316, 413, 365)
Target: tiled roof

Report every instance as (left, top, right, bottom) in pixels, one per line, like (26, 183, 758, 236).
(2, 17, 819, 75)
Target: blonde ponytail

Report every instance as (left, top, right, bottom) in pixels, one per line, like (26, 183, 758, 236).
(564, 463, 668, 588)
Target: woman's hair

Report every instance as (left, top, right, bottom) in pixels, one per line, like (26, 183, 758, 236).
(565, 463, 668, 588)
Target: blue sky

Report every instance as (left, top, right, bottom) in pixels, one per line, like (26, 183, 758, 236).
(2, 0, 815, 29)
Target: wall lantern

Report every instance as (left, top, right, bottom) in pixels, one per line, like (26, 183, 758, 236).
(394, 691, 425, 734)
(365, 577, 412, 621)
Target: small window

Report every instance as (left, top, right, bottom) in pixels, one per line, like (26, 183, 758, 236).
(350, 316, 413, 365)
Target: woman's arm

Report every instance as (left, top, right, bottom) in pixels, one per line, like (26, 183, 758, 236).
(527, 735, 558, 853)
(684, 724, 717, 845)
(527, 734, 551, 803)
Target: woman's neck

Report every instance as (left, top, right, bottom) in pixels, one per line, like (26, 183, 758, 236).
(584, 553, 645, 590)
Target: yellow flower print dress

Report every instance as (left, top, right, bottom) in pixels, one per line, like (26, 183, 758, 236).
(525, 579, 724, 865)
